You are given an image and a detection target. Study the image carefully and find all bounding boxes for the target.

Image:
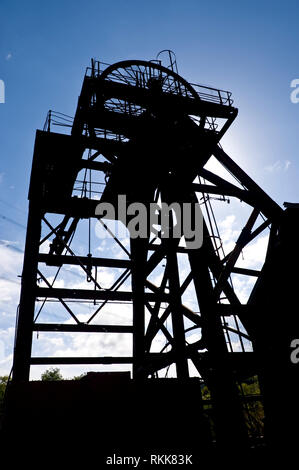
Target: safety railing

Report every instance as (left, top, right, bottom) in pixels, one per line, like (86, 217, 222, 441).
(43, 110, 74, 132)
(85, 59, 233, 106)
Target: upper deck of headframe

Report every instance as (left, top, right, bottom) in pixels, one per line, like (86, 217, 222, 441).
(71, 58, 238, 140)
(85, 59, 234, 105)
(29, 56, 238, 206)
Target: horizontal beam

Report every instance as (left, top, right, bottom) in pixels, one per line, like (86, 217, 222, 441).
(231, 267, 260, 277)
(36, 286, 169, 302)
(78, 134, 128, 155)
(193, 181, 250, 203)
(43, 197, 99, 218)
(144, 351, 257, 375)
(38, 253, 131, 269)
(30, 356, 133, 365)
(30, 351, 256, 371)
(78, 159, 111, 172)
(33, 323, 133, 333)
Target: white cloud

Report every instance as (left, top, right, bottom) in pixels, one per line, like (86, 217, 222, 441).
(0, 245, 23, 375)
(53, 331, 132, 358)
(285, 160, 291, 171)
(230, 274, 256, 304)
(265, 160, 291, 173)
(5, 53, 12, 61)
(0, 354, 13, 376)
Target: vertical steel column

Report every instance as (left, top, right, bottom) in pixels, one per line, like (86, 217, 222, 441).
(12, 201, 42, 381)
(167, 245, 189, 379)
(130, 237, 148, 380)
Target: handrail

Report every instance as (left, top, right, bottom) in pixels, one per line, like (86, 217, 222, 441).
(43, 110, 74, 132)
(85, 59, 234, 107)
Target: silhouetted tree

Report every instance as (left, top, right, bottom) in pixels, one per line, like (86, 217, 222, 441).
(0, 375, 9, 418)
(41, 367, 63, 381)
(72, 373, 87, 380)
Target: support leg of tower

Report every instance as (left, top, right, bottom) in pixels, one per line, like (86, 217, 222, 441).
(12, 201, 42, 382)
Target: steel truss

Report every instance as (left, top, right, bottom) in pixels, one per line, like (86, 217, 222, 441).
(12, 54, 289, 448)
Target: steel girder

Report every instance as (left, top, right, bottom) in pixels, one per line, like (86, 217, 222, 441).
(12, 56, 286, 449)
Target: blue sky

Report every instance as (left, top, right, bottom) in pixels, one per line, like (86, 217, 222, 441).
(1, 0, 299, 378)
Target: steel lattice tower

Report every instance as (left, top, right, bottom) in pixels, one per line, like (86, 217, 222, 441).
(10, 52, 299, 452)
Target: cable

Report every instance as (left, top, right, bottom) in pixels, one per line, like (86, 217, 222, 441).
(0, 240, 23, 253)
(0, 198, 25, 215)
(0, 213, 26, 230)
